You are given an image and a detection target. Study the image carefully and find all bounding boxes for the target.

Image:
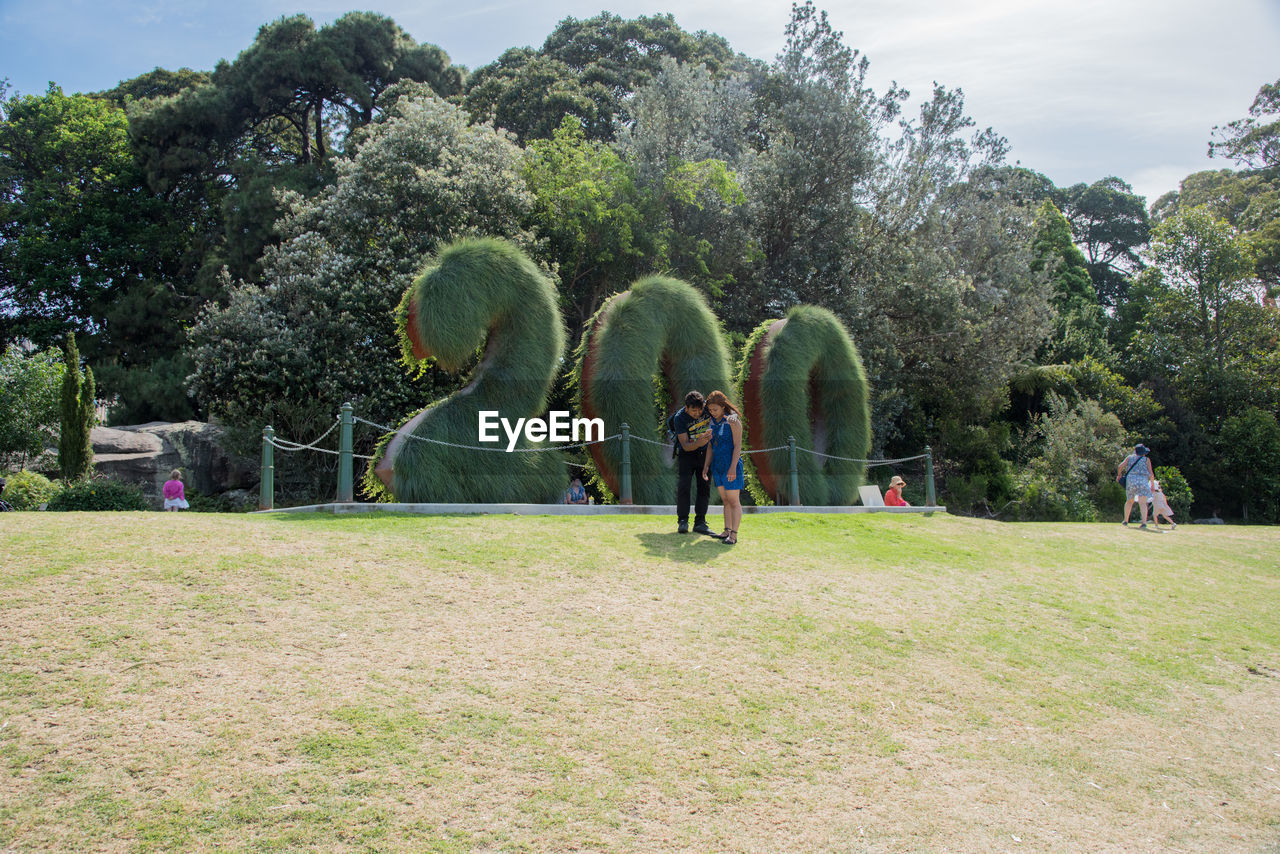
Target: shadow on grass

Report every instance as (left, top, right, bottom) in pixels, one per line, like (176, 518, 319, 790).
(635, 531, 727, 563)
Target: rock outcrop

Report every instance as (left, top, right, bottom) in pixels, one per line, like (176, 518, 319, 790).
(92, 422, 256, 508)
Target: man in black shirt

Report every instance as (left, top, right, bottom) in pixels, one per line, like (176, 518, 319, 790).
(671, 390, 713, 534)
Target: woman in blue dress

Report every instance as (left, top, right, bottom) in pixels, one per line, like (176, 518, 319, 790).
(1117, 443, 1155, 528)
(700, 390, 744, 544)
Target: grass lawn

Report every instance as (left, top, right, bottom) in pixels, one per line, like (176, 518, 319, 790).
(1, 512, 1278, 852)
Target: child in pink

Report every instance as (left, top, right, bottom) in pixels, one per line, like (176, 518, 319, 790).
(163, 469, 189, 511)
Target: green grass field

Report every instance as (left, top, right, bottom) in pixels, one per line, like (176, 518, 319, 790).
(1, 512, 1278, 852)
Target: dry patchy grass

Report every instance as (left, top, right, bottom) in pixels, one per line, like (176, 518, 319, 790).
(0, 512, 1278, 852)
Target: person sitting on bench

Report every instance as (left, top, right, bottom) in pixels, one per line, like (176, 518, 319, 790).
(885, 475, 910, 506)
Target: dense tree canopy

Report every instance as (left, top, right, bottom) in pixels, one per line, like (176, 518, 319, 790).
(2, 4, 1277, 519)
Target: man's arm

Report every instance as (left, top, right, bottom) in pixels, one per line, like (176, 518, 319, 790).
(679, 430, 710, 452)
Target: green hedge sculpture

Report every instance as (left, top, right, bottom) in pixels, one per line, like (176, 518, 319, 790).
(576, 276, 731, 504)
(370, 238, 568, 503)
(738, 305, 870, 505)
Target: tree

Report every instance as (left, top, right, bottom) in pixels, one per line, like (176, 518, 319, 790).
(98, 67, 210, 107)
(1219, 407, 1280, 522)
(1031, 199, 1108, 363)
(523, 117, 648, 332)
(463, 12, 739, 144)
(1210, 78, 1280, 170)
(1013, 392, 1128, 522)
(57, 335, 94, 481)
(1148, 206, 1256, 371)
(524, 114, 749, 336)
(463, 49, 613, 144)
(128, 12, 464, 289)
(1152, 168, 1280, 291)
(0, 86, 172, 347)
(188, 91, 534, 499)
(1060, 177, 1150, 307)
(0, 345, 63, 470)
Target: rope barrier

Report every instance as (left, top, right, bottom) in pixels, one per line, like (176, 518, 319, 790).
(267, 437, 374, 461)
(632, 434, 791, 455)
(268, 419, 339, 452)
(799, 449, 929, 466)
(352, 415, 619, 454)
(258, 409, 936, 510)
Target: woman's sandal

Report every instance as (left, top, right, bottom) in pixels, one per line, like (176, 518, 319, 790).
(721, 529, 737, 545)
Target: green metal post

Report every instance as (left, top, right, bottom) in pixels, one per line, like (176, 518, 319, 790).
(788, 435, 801, 506)
(619, 423, 633, 504)
(924, 445, 937, 509)
(259, 426, 275, 511)
(338, 402, 354, 503)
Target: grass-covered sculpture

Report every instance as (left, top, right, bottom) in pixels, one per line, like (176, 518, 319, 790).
(738, 305, 870, 505)
(577, 276, 731, 504)
(369, 238, 567, 503)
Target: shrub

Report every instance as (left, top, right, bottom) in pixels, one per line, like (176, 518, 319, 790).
(1008, 471, 1098, 522)
(46, 477, 149, 511)
(1153, 465, 1193, 520)
(186, 490, 251, 513)
(0, 346, 64, 470)
(2, 470, 62, 510)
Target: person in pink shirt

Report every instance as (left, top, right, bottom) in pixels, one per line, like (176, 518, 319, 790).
(163, 469, 189, 511)
(885, 475, 910, 506)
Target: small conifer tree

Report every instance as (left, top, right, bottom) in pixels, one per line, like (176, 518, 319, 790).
(57, 334, 95, 481)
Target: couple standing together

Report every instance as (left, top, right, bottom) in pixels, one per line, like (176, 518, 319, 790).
(672, 390, 744, 545)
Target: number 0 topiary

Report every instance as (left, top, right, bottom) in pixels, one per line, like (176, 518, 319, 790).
(738, 305, 870, 505)
(575, 277, 731, 504)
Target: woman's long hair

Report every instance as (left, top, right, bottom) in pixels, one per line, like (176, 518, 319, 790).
(704, 390, 739, 418)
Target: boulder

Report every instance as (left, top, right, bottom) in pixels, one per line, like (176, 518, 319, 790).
(92, 422, 256, 508)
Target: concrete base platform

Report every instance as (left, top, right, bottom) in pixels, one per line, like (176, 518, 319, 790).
(258, 502, 946, 516)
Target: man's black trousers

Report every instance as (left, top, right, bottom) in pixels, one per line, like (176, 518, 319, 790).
(676, 452, 710, 526)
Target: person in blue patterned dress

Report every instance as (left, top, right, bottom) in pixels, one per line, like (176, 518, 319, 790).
(1117, 443, 1155, 528)
(700, 390, 744, 545)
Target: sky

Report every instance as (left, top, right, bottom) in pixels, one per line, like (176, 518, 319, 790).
(2, 0, 1277, 206)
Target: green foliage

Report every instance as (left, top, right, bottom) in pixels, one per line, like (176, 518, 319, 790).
(375, 238, 568, 504)
(1209, 78, 1280, 171)
(0, 85, 172, 348)
(1, 470, 61, 510)
(185, 491, 250, 513)
(58, 335, 94, 481)
(736, 306, 870, 505)
(576, 276, 731, 504)
(1154, 168, 1280, 292)
(1148, 206, 1256, 372)
(1218, 407, 1280, 522)
(1009, 393, 1128, 522)
(523, 117, 647, 331)
(937, 420, 1015, 516)
(523, 115, 749, 333)
(464, 49, 613, 143)
(190, 93, 533, 501)
(1060, 177, 1150, 307)
(46, 477, 149, 511)
(0, 345, 63, 469)
(1153, 465, 1193, 520)
(1032, 200, 1108, 362)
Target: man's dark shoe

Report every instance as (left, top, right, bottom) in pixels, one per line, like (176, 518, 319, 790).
(677, 522, 689, 534)
(692, 523, 714, 536)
